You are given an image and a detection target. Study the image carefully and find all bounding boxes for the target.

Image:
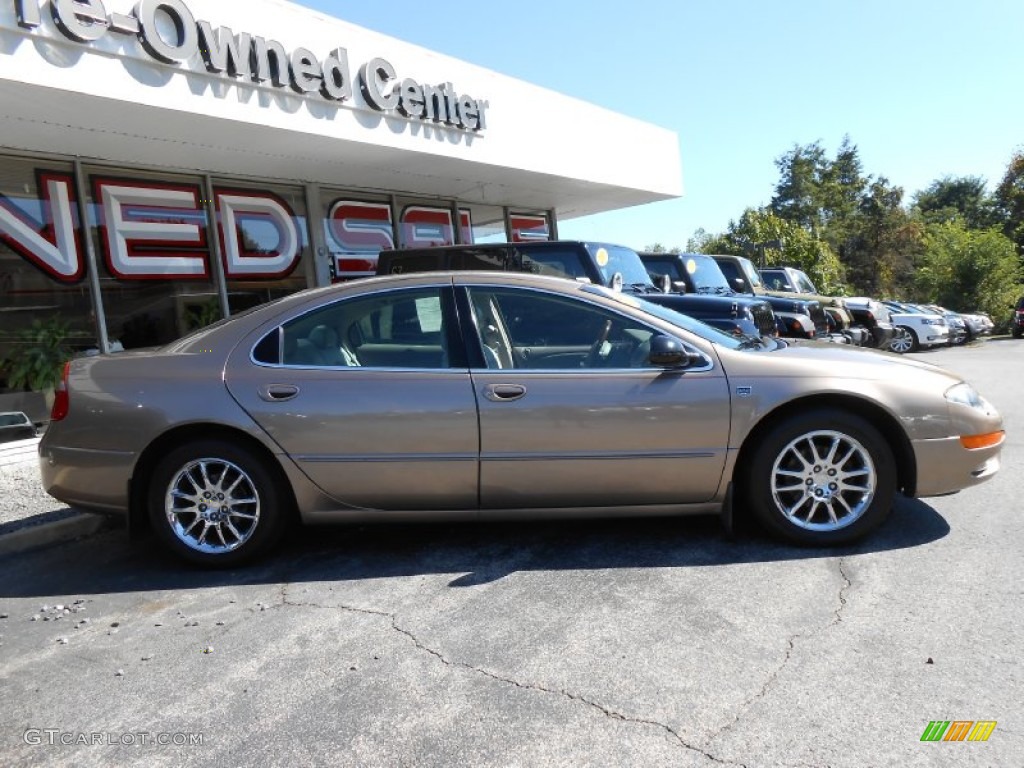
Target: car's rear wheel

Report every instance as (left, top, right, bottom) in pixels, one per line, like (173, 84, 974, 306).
(148, 440, 289, 566)
(889, 326, 917, 353)
(745, 411, 896, 545)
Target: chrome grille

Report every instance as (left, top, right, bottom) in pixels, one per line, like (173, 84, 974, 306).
(807, 302, 829, 336)
(752, 303, 776, 336)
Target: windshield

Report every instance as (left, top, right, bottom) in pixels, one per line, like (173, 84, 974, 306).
(737, 256, 764, 289)
(793, 271, 818, 293)
(586, 244, 656, 288)
(580, 284, 746, 350)
(685, 254, 733, 294)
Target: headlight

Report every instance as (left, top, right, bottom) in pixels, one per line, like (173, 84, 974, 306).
(945, 382, 992, 411)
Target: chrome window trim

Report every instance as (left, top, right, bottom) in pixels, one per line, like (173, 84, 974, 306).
(247, 283, 456, 371)
(249, 361, 469, 374)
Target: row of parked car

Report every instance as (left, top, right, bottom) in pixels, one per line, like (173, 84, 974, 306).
(377, 241, 993, 354)
(726, 261, 994, 353)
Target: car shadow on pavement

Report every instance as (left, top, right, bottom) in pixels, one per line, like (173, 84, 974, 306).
(0, 495, 950, 599)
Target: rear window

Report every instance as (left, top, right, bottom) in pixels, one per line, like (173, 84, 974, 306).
(378, 251, 446, 274)
(0, 412, 31, 427)
(643, 258, 683, 281)
(515, 247, 591, 280)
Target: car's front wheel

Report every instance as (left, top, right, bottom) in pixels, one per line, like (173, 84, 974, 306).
(745, 411, 897, 545)
(889, 326, 917, 353)
(148, 440, 289, 566)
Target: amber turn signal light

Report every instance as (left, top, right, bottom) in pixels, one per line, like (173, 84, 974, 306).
(959, 431, 1004, 450)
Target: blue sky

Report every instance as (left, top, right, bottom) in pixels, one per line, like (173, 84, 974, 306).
(304, 0, 1023, 250)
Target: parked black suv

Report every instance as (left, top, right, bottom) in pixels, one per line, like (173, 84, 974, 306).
(376, 241, 778, 339)
(1012, 296, 1024, 339)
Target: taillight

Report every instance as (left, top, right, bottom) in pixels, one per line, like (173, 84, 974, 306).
(51, 361, 70, 421)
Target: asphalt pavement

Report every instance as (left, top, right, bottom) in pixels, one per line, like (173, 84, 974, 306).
(0, 339, 1021, 767)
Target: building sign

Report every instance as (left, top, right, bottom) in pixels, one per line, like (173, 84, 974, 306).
(327, 200, 472, 280)
(0, 170, 301, 281)
(0, 171, 84, 281)
(14, 0, 489, 131)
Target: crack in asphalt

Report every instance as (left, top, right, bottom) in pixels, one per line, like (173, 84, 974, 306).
(279, 586, 747, 768)
(709, 557, 853, 748)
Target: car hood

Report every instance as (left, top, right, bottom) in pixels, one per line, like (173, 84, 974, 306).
(719, 339, 959, 385)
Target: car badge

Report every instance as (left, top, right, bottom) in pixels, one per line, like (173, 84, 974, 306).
(735, 386, 753, 397)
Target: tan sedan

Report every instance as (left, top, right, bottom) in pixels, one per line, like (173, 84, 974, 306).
(40, 272, 1004, 565)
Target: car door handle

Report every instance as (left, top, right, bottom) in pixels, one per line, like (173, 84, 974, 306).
(484, 383, 526, 402)
(259, 384, 300, 402)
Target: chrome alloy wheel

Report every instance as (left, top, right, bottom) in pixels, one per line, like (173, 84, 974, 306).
(165, 458, 261, 554)
(769, 430, 876, 531)
(889, 327, 913, 353)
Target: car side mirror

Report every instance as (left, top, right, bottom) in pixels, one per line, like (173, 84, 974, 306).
(672, 280, 688, 294)
(732, 277, 747, 292)
(648, 335, 700, 368)
(656, 273, 672, 294)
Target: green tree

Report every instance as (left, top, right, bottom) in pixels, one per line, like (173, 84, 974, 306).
(770, 142, 828, 229)
(841, 178, 923, 298)
(697, 208, 848, 294)
(685, 228, 714, 253)
(994, 151, 1024, 255)
(911, 221, 1021, 324)
(770, 136, 867, 235)
(913, 175, 997, 230)
(642, 242, 681, 254)
(767, 137, 921, 295)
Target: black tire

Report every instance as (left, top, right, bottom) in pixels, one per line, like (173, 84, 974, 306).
(148, 439, 290, 566)
(744, 410, 897, 546)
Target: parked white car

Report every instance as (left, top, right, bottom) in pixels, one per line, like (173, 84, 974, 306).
(877, 301, 951, 352)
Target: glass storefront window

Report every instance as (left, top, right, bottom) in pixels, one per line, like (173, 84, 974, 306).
(394, 197, 472, 250)
(464, 203, 506, 244)
(0, 157, 96, 382)
(3, 151, 561, 377)
(87, 167, 219, 349)
(216, 179, 314, 313)
(321, 191, 395, 281)
(510, 211, 552, 242)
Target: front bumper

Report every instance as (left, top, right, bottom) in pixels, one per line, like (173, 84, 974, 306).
(869, 323, 895, 349)
(912, 435, 1002, 497)
(775, 312, 816, 339)
(919, 327, 951, 347)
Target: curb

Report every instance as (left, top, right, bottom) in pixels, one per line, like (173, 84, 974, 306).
(0, 512, 112, 557)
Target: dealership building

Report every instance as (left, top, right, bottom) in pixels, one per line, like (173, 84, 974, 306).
(0, 0, 681, 366)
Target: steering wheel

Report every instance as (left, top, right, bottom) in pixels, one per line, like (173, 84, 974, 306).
(584, 319, 614, 367)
